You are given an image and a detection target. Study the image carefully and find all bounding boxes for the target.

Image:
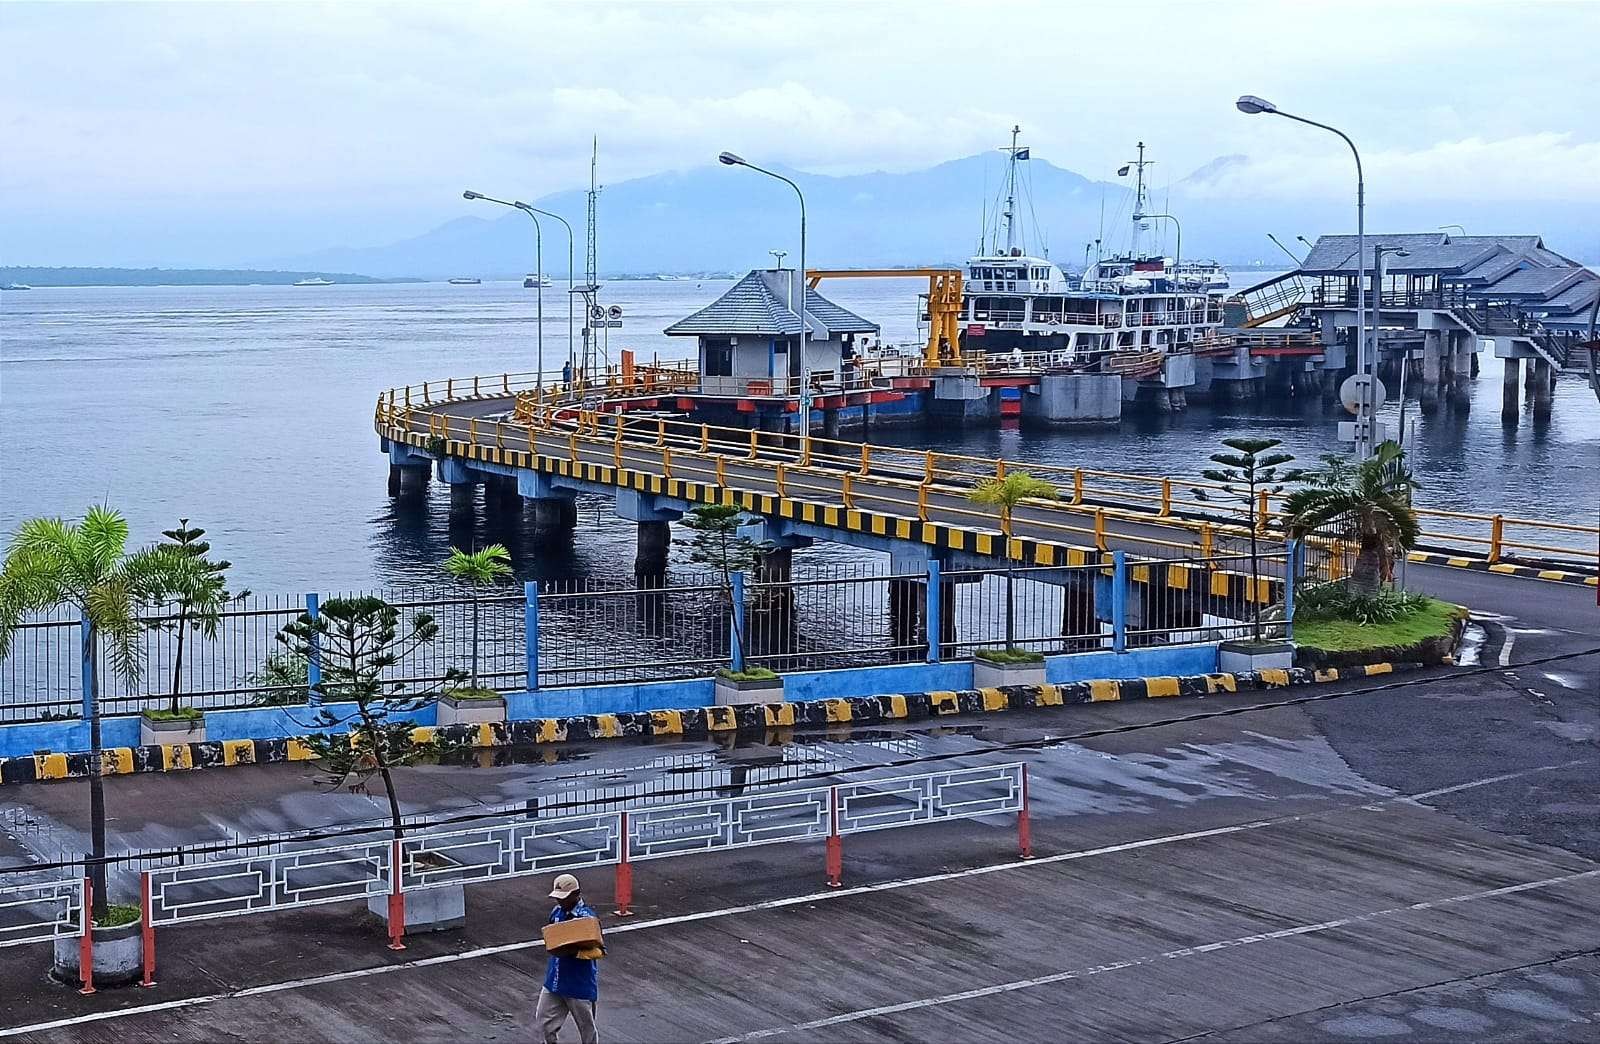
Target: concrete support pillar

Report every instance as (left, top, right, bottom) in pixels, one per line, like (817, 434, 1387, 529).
(888, 578, 927, 663)
(1532, 358, 1554, 419)
(393, 465, 430, 497)
(635, 520, 671, 576)
(755, 546, 793, 585)
(1501, 356, 1521, 422)
(1449, 334, 1472, 409)
(531, 498, 577, 540)
(388, 463, 402, 497)
(1419, 332, 1442, 414)
(448, 483, 476, 513)
(1320, 368, 1340, 404)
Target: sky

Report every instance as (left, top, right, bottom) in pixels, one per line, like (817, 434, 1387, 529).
(3, 0, 1599, 267)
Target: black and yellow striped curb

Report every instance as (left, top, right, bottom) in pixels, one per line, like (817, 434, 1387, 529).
(1407, 550, 1597, 588)
(0, 663, 1413, 786)
(385, 425, 1283, 604)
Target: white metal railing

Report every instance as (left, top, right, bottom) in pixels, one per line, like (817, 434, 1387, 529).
(145, 840, 393, 926)
(397, 813, 620, 890)
(836, 763, 1022, 834)
(0, 877, 83, 948)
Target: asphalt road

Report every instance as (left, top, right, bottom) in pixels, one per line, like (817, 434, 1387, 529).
(2, 612, 1595, 1042)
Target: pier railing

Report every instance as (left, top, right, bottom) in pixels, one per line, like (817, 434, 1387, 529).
(0, 552, 1291, 723)
(373, 371, 1598, 575)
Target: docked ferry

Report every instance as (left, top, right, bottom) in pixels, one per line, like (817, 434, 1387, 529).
(956, 133, 1229, 369)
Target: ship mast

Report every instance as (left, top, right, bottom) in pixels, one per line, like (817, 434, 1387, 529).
(999, 124, 1025, 255)
(1125, 141, 1153, 258)
(580, 136, 602, 376)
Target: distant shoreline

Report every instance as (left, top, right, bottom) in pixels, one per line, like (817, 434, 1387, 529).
(0, 267, 423, 288)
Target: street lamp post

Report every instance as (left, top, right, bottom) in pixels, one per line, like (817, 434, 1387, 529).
(518, 204, 576, 386)
(1376, 245, 1411, 445)
(463, 190, 545, 391)
(718, 151, 811, 437)
(1237, 95, 1373, 459)
(1135, 212, 1182, 274)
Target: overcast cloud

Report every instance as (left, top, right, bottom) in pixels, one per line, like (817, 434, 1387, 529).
(3, 0, 1597, 266)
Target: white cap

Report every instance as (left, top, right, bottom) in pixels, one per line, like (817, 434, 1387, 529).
(549, 873, 580, 899)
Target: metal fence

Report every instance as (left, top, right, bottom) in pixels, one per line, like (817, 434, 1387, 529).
(0, 555, 1293, 723)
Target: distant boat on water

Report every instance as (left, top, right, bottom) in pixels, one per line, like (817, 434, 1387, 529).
(293, 277, 334, 287)
(523, 274, 551, 288)
(449, 277, 482, 285)
(2, 283, 31, 291)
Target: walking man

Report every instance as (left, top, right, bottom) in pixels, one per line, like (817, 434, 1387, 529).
(536, 873, 602, 1044)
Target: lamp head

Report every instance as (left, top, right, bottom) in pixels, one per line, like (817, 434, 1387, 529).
(718, 151, 745, 167)
(513, 201, 531, 210)
(462, 190, 481, 200)
(1235, 95, 1277, 115)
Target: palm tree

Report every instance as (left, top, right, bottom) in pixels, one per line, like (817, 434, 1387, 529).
(442, 544, 512, 690)
(0, 507, 208, 918)
(967, 472, 1058, 650)
(1284, 440, 1421, 596)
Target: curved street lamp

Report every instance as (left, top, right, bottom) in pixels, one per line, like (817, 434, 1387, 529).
(719, 151, 811, 437)
(1237, 95, 1373, 459)
(464, 190, 545, 390)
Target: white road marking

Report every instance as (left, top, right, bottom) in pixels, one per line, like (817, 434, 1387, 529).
(1500, 630, 1516, 666)
(0, 760, 1586, 1039)
(707, 867, 1600, 1043)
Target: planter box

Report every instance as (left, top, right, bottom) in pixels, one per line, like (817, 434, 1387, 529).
(972, 659, 1046, 689)
(1218, 639, 1295, 675)
(368, 852, 467, 933)
(436, 693, 507, 727)
(52, 918, 143, 988)
(140, 713, 205, 747)
(714, 674, 784, 707)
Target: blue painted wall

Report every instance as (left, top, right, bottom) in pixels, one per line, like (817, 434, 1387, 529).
(0, 643, 1220, 757)
(781, 661, 970, 701)
(1045, 643, 1218, 683)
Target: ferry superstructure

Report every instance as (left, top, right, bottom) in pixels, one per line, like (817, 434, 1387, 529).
(956, 131, 1229, 369)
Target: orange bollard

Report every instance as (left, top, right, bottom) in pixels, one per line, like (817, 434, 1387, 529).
(386, 840, 406, 951)
(140, 871, 156, 987)
(78, 876, 95, 995)
(1018, 765, 1034, 860)
(826, 788, 843, 888)
(614, 812, 634, 917)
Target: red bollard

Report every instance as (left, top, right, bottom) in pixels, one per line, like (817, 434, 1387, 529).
(78, 876, 95, 996)
(386, 840, 407, 951)
(826, 788, 843, 888)
(613, 812, 634, 917)
(140, 871, 156, 987)
(1018, 764, 1034, 860)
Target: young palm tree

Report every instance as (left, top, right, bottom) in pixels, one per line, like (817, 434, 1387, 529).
(678, 505, 769, 669)
(1284, 440, 1420, 596)
(442, 544, 512, 690)
(967, 472, 1058, 650)
(0, 507, 208, 917)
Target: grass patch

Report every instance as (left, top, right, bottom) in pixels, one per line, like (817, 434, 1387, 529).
(974, 648, 1045, 665)
(444, 687, 503, 701)
(1294, 596, 1459, 652)
(142, 707, 202, 721)
(716, 667, 779, 683)
(93, 903, 141, 929)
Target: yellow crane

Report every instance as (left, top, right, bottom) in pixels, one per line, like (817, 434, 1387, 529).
(806, 269, 965, 368)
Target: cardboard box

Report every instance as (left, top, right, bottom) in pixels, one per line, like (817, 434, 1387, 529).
(543, 915, 603, 953)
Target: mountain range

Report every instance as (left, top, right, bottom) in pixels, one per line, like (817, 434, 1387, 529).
(268, 153, 1600, 280)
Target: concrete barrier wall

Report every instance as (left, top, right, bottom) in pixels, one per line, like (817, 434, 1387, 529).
(0, 643, 1219, 758)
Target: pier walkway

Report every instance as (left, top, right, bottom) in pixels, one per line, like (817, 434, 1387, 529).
(374, 371, 1598, 589)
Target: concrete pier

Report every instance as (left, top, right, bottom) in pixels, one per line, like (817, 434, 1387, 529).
(531, 498, 577, 539)
(1022, 374, 1120, 427)
(1448, 333, 1473, 409)
(1502, 356, 1521, 421)
(1059, 578, 1098, 650)
(888, 578, 927, 662)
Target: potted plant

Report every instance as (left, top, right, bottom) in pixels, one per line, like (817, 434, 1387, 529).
(142, 518, 246, 745)
(437, 686, 508, 726)
(713, 665, 784, 706)
(972, 646, 1047, 688)
(0, 505, 213, 953)
(51, 902, 144, 989)
(1192, 437, 1302, 673)
(277, 596, 469, 932)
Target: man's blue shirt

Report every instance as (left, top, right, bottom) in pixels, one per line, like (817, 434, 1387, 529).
(544, 901, 600, 1001)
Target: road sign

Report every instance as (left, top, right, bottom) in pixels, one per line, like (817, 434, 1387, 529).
(1339, 373, 1387, 415)
(599, 320, 623, 328)
(607, 305, 623, 319)
(590, 305, 605, 321)
(1338, 418, 1388, 444)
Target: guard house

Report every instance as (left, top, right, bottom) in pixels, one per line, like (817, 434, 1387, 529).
(665, 269, 879, 398)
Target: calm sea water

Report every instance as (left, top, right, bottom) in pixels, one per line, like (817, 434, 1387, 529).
(3, 278, 1595, 591)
